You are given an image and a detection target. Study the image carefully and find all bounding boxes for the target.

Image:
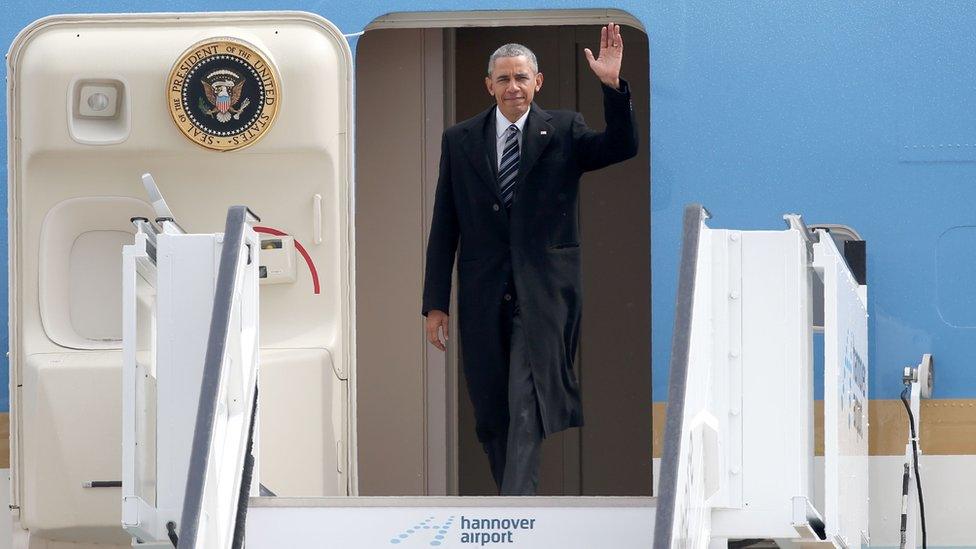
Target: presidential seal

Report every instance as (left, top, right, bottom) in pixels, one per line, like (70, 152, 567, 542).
(167, 38, 280, 151)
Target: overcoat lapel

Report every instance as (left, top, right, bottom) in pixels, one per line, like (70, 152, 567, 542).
(518, 103, 554, 186)
(461, 107, 503, 202)
(485, 113, 498, 180)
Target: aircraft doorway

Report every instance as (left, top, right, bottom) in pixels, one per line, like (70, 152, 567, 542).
(355, 20, 651, 497)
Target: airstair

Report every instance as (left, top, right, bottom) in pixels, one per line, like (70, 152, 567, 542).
(121, 176, 261, 548)
(117, 200, 890, 548)
(653, 204, 873, 548)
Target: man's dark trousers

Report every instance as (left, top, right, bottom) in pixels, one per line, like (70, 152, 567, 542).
(483, 298, 544, 496)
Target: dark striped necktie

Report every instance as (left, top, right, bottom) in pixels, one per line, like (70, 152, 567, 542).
(498, 124, 520, 208)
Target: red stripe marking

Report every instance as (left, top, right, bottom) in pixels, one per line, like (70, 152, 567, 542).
(253, 226, 320, 295)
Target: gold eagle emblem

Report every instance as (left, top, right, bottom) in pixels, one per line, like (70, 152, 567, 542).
(199, 70, 251, 123)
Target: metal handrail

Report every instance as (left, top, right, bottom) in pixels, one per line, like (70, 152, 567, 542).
(177, 205, 260, 549)
(653, 203, 707, 549)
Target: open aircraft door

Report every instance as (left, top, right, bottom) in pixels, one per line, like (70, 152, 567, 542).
(7, 12, 356, 548)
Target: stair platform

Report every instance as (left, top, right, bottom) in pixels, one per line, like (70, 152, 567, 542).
(246, 496, 656, 548)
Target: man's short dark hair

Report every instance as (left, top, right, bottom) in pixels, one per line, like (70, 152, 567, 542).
(487, 43, 539, 76)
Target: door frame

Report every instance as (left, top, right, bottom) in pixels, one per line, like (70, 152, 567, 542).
(362, 8, 646, 496)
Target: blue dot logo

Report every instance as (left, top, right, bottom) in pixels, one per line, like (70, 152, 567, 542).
(388, 514, 458, 545)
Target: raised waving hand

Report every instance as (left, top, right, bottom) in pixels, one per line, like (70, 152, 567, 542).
(584, 23, 624, 90)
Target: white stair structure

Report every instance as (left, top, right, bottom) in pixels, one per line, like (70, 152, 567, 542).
(654, 204, 871, 548)
(121, 203, 261, 548)
(136, 202, 874, 549)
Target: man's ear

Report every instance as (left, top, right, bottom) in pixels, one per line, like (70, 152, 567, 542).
(485, 76, 494, 95)
(535, 72, 544, 92)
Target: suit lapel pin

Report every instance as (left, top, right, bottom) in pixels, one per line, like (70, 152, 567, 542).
(540, 130, 548, 135)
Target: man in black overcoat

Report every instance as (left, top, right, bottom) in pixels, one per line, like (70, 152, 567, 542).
(422, 23, 638, 495)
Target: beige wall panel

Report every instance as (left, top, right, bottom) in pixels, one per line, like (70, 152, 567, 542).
(355, 28, 428, 496)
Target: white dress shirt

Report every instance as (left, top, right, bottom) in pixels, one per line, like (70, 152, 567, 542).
(495, 107, 530, 171)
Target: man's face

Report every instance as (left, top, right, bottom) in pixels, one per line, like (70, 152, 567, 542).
(485, 55, 544, 122)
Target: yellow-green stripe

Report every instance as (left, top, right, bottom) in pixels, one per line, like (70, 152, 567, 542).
(652, 400, 976, 458)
